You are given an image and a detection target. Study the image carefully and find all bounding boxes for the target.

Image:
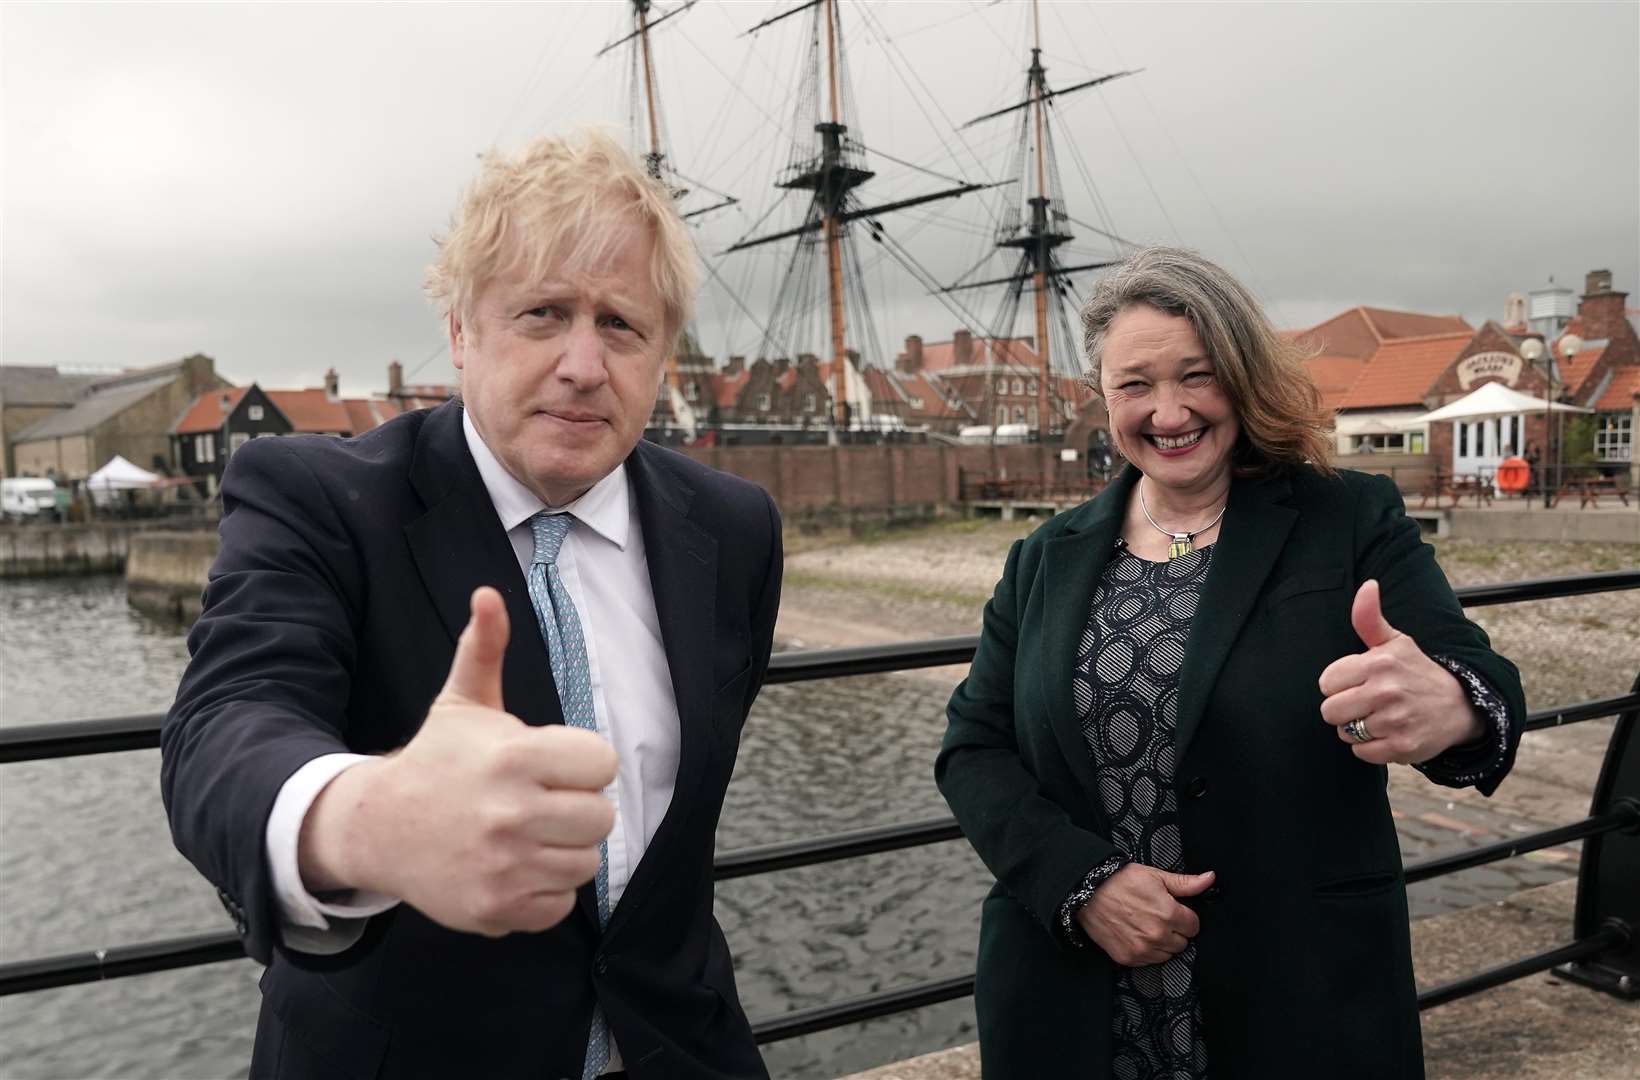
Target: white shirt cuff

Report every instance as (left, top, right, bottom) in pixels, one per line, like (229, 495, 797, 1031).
(266, 753, 401, 955)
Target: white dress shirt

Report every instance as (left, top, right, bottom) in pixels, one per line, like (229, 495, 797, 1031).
(263, 414, 683, 1067)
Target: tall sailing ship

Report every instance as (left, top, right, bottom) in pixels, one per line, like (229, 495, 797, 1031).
(603, 0, 1151, 451)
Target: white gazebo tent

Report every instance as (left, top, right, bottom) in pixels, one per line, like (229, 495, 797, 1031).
(86, 455, 164, 506)
(1393, 381, 1591, 427)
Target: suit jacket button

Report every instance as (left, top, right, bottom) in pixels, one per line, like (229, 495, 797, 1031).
(594, 956, 609, 976)
(1186, 776, 1208, 799)
(1202, 884, 1222, 903)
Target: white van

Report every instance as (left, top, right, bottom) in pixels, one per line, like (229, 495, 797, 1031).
(1, 478, 59, 521)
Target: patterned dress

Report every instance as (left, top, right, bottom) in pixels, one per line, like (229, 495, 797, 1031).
(1071, 540, 1213, 1080)
(1057, 539, 1512, 1080)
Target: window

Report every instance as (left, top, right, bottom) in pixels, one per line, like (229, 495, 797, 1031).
(1596, 413, 1633, 461)
(684, 382, 698, 402)
(909, 397, 924, 410)
(1355, 433, 1419, 453)
(193, 434, 215, 464)
(1013, 405, 1026, 423)
(1027, 379, 1038, 394)
(996, 406, 1008, 425)
(1458, 423, 1468, 457)
(1064, 401, 1077, 419)
(247, 404, 264, 421)
(995, 376, 1007, 394)
(757, 393, 771, 411)
(804, 393, 816, 413)
(1027, 405, 1039, 426)
(1012, 378, 1024, 396)
(229, 433, 250, 455)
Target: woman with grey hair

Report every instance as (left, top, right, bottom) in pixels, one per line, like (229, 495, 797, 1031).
(937, 247, 1524, 1078)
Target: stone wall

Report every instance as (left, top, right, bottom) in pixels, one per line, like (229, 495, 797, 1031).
(125, 531, 219, 622)
(0, 522, 137, 576)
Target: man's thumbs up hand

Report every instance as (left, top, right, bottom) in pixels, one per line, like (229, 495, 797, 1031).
(436, 585, 510, 709)
(1318, 580, 1480, 765)
(298, 587, 617, 938)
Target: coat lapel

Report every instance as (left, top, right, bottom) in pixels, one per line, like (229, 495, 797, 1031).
(607, 440, 718, 930)
(1172, 471, 1297, 757)
(1039, 467, 1138, 798)
(403, 402, 560, 731)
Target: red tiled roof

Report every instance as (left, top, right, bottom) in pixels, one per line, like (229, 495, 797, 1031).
(1591, 365, 1640, 412)
(1304, 355, 1369, 411)
(1559, 343, 1607, 400)
(1301, 307, 1472, 361)
(1338, 333, 1471, 410)
(906, 335, 1040, 371)
(265, 389, 354, 433)
(173, 387, 249, 434)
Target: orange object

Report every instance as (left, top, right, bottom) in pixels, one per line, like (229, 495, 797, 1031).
(1496, 456, 1529, 494)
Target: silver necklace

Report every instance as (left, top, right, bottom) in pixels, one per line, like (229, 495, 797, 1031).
(1138, 482, 1227, 560)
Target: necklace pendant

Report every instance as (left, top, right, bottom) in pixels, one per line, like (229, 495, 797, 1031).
(1168, 533, 1193, 560)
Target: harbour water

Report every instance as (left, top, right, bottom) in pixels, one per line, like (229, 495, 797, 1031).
(0, 576, 1580, 1079)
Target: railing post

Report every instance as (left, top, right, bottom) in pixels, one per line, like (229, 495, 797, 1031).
(1554, 670, 1640, 999)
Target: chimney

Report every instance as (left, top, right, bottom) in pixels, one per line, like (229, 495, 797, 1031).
(183, 353, 217, 394)
(726, 355, 745, 375)
(1577, 269, 1627, 340)
(901, 334, 924, 373)
(953, 329, 973, 368)
(1504, 292, 1528, 330)
(324, 368, 340, 402)
(387, 360, 404, 396)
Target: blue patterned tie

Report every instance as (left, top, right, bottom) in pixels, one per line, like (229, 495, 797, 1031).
(526, 512, 611, 1079)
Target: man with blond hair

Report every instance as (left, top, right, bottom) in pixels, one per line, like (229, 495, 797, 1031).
(162, 129, 781, 1080)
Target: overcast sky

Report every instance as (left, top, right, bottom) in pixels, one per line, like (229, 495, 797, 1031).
(4, 1, 1636, 394)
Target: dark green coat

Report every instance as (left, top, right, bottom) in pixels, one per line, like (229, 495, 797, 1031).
(936, 465, 1525, 1079)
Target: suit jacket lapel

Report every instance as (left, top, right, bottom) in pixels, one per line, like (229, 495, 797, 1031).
(403, 401, 560, 731)
(1040, 467, 1138, 799)
(609, 440, 718, 930)
(1173, 471, 1297, 757)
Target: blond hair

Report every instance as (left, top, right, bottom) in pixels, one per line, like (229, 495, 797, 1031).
(1080, 246, 1333, 476)
(425, 128, 699, 346)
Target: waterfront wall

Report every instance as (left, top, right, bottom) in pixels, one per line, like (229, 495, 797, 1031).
(0, 522, 139, 577)
(125, 531, 218, 622)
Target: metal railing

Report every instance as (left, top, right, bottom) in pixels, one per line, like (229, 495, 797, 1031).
(1, 570, 1638, 1047)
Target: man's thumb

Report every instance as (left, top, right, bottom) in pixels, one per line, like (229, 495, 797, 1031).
(1160, 869, 1216, 897)
(441, 586, 509, 708)
(1351, 579, 1400, 649)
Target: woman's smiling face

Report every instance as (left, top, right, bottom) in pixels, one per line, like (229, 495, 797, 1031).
(1099, 304, 1240, 496)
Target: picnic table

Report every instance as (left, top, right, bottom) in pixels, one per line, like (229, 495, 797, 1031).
(1552, 475, 1633, 509)
(1418, 472, 1493, 509)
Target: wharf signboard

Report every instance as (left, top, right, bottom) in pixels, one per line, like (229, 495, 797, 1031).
(1456, 352, 1524, 389)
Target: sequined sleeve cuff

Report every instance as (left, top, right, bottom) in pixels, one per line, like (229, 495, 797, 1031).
(1056, 854, 1129, 948)
(1414, 655, 1512, 789)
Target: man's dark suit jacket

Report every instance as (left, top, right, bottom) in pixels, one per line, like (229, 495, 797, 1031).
(936, 464, 1525, 1080)
(161, 400, 782, 1080)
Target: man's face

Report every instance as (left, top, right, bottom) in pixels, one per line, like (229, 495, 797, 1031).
(452, 224, 669, 506)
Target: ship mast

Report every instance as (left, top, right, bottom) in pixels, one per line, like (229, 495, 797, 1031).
(730, 0, 987, 443)
(637, 0, 665, 179)
(945, 2, 1140, 442)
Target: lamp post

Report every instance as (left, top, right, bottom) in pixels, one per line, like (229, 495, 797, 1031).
(1519, 333, 1583, 508)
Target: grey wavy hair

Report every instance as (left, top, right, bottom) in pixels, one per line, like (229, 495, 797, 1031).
(1079, 246, 1334, 475)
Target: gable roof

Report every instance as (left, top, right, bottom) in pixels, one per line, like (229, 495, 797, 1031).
(1301, 307, 1473, 361)
(173, 387, 251, 434)
(1338, 332, 1471, 410)
(1590, 365, 1640, 413)
(14, 373, 178, 441)
(0, 365, 102, 407)
(1304, 355, 1369, 411)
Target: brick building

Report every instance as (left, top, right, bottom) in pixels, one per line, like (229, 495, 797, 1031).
(0, 365, 102, 477)
(10, 354, 226, 481)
